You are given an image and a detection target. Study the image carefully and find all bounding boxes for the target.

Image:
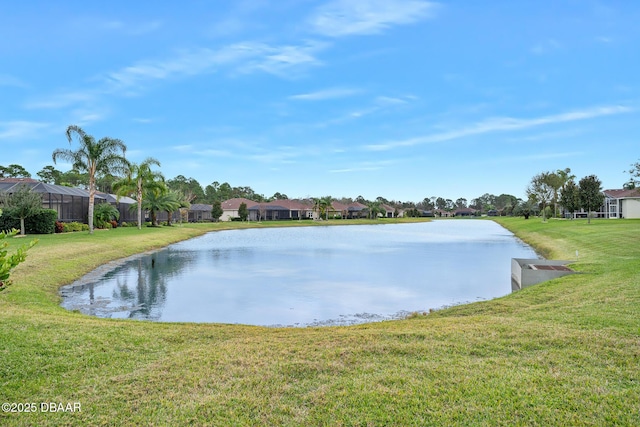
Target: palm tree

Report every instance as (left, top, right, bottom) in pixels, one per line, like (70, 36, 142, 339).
(366, 201, 385, 219)
(53, 125, 128, 234)
(135, 185, 174, 226)
(314, 196, 333, 220)
(159, 191, 185, 226)
(113, 158, 165, 229)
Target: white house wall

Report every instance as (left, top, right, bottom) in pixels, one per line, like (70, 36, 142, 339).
(221, 210, 239, 221)
(622, 199, 640, 219)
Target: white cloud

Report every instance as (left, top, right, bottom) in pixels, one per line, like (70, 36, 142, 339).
(104, 41, 326, 91)
(289, 87, 362, 100)
(310, 0, 437, 37)
(25, 91, 97, 110)
(0, 121, 51, 140)
(364, 105, 633, 151)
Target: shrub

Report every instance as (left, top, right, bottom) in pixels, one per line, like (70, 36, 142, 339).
(0, 209, 56, 234)
(94, 203, 120, 229)
(110, 220, 118, 228)
(0, 228, 37, 290)
(55, 221, 65, 233)
(62, 222, 86, 233)
(0, 214, 19, 233)
(27, 209, 57, 234)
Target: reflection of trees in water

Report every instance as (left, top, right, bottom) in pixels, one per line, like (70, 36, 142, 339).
(111, 249, 195, 320)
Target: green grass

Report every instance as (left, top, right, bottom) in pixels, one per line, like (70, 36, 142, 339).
(1, 217, 638, 426)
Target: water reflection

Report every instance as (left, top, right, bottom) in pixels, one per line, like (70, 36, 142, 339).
(61, 220, 538, 326)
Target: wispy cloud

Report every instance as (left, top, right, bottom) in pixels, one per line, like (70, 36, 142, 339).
(310, 0, 438, 37)
(531, 38, 562, 55)
(289, 87, 362, 101)
(489, 151, 585, 165)
(104, 41, 326, 91)
(101, 20, 163, 35)
(238, 41, 327, 77)
(315, 94, 413, 127)
(132, 118, 155, 124)
(0, 74, 28, 88)
(364, 105, 633, 151)
(0, 121, 51, 140)
(329, 159, 397, 173)
(24, 91, 97, 109)
(595, 36, 613, 43)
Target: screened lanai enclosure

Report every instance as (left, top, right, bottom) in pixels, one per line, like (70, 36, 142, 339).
(0, 178, 136, 223)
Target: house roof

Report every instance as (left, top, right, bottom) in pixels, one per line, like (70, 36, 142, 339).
(332, 201, 367, 212)
(604, 188, 640, 199)
(0, 178, 106, 199)
(98, 192, 136, 204)
(190, 203, 212, 211)
(221, 198, 259, 210)
(455, 207, 477, 214)
(248, 199, 309, 211)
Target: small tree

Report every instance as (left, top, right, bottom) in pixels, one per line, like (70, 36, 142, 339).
(0, 185, 43, 235)
(560, 180, 580, 219)
(579, 175, 605, 224)
(526, 172, 554, 222)
(626, 160, 640, 187)
(211, 200, 223, 222)
(238, 202, 248, 221)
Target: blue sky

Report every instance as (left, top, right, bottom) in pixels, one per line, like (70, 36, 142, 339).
(2, 1, 639, 202)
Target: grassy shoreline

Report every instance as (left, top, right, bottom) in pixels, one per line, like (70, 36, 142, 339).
(1, 217, 638, 426)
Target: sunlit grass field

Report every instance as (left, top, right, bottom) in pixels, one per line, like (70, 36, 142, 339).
(1, 217, 638, 426)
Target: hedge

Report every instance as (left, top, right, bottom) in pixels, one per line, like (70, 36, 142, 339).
(0, 209, 57, 234)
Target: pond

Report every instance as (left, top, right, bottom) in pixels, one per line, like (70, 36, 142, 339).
(60, 220, 538, 326)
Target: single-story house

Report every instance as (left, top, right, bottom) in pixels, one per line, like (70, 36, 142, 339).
(602, 188, 640, 219)
(221, 198, 259, 221)
(331, 201, 367, 219)
(0, 177, 106, 223)
(455, 207, 478, 217)
(99, 192, 137, 223)
(381, 204, 396, 218)
(248, 199, 313, 221)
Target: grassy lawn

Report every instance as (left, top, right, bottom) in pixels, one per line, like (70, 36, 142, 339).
(1, 217, 638, 426)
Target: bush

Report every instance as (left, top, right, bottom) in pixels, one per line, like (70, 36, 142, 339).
(62, 222, 86, 233)
(55, 221, 65, 233)
(0, 214, 19, 233)
(0, 209, 56, 234)
(27, 209, 57, 234)
(110, 220, 118, 228)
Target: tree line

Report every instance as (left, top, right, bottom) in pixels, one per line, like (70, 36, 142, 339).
(525, 168, 609, 224)
(3, 126, 639, 231)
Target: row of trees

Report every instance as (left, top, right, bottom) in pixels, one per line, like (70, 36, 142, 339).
(48, 126, 196, 234)
(526, 168, 605, 223)
(4, 126, 638, 232)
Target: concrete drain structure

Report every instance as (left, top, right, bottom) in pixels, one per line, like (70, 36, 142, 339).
(511, 258, 577, 290)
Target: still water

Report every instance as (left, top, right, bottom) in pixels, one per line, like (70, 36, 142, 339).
(60, 220, 538, 326)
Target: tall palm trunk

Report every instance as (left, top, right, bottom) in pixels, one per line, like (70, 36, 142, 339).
(137, 178, 143, 229)
(88, 176, 96, 234)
